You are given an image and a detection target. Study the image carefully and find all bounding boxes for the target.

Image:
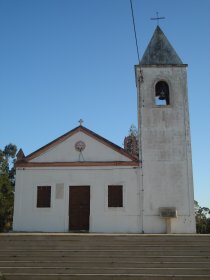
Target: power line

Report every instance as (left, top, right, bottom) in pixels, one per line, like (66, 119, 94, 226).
(130, 0, 140, 63)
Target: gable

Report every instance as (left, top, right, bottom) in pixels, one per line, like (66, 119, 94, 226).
(16, 126, 138, 167)
(30, 131, 131, 163)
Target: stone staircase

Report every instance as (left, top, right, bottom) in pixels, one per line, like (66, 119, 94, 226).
(0, 233, 210, 280)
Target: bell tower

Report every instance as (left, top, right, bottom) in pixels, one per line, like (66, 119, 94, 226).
(135, 26, 196, 233)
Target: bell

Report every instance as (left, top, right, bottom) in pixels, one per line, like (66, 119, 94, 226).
(158, 90, 166, 100)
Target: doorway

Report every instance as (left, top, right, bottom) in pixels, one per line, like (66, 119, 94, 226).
(69, 186, 90, 231)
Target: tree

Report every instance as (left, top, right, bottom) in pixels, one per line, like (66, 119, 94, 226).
(0, 144, 17, 232)
(124, 125, 139, 158)
(0, 272, 6, 280)
(194, 200, 210, 234)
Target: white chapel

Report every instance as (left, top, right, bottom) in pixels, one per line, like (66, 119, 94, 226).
(13, 26, 196, 234)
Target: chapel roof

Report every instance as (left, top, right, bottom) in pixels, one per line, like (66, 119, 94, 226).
(16, 125, 139, 167)
(140, 25, 183, 65)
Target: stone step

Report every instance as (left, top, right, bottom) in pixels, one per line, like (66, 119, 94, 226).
(1, 249, 210, 257)
(1, 260, 210, 268)
(1, 267, 210, 275)
(1, 244, 210, 250)
(1, 233, 210, 241)
(1, 236, 210, 241)
(0, 234, 210, 280)
(1, 255, 209, 263)
(1, 242, 210, 249)
(3, 273, 210, 280)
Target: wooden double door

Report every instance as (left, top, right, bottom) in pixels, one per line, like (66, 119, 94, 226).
(69, 186, 90, 231)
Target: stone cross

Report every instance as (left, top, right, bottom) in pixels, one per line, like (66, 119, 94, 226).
(78, 119, 84, 126)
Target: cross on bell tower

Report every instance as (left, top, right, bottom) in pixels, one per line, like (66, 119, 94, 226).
(150, 12, 165, 25)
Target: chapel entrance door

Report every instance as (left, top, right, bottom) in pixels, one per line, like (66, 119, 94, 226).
(69, 186, 90, 231)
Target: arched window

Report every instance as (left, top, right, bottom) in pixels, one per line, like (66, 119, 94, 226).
(155, 81, 170, 106)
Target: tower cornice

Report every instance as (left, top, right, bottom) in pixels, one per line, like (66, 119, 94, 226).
(136, 64, 188, 68)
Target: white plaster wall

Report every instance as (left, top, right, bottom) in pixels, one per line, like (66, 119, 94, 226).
(136, 66, 196, 233)
(143, 216, 195, 234)
(13, 166, 141, 233)
(30, 132, 130, 163)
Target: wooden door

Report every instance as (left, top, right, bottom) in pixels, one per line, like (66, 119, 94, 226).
(69, 186, 90, 231)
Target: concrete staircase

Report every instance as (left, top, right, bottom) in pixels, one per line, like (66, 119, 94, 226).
(0, 233, 210, 280)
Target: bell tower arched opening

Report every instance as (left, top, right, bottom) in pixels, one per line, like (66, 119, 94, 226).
(155, 81, 170, 106)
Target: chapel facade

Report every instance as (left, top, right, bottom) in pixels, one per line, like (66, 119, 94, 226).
(13, 26, 196, 233)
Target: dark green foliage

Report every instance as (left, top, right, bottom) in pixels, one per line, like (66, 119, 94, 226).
(0, 272, 6, 280)
(4, 144, 17, 158)
(0, 144, 17, 232)
(195, 200, 210, 234)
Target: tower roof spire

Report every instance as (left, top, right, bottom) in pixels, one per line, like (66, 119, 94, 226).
(140, 25, 183, 65)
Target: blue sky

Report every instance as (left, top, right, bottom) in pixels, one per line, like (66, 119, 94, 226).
(0, 0, 209, 208)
